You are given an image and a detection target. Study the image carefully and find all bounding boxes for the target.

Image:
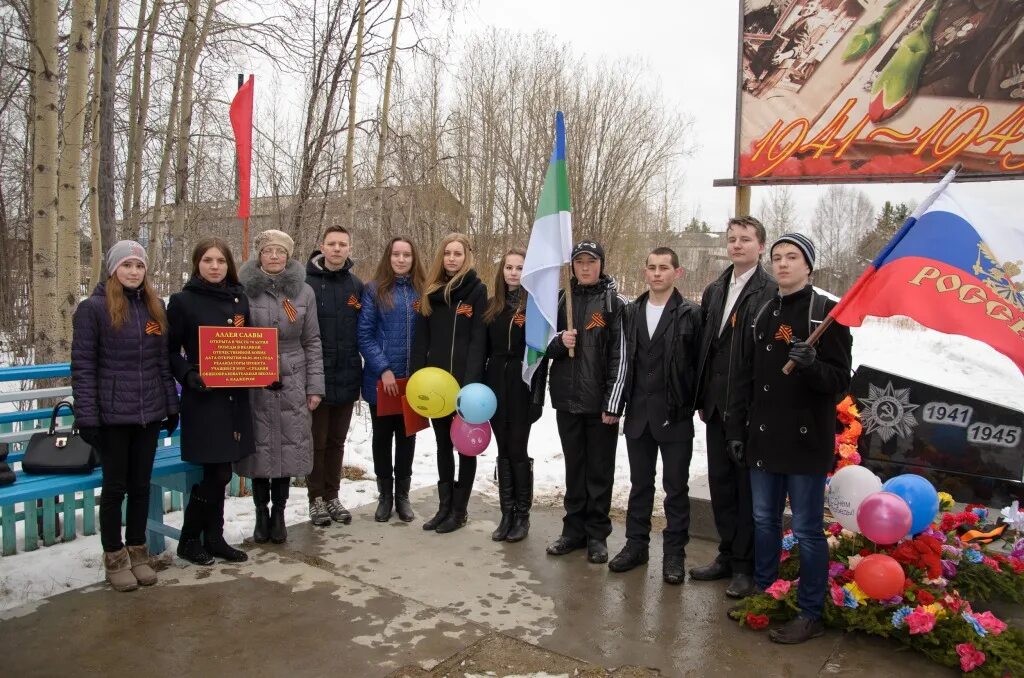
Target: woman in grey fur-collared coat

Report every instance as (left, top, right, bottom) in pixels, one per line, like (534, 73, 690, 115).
(235, 229, 325, 544)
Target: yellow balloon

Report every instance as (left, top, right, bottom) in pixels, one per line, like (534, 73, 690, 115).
(406, 367, 459, 418)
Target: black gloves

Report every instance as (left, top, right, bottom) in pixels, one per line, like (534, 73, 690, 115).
(726, 439, 745, 465)
(788, 341, 817, 368)
(163, 414, 179, 435)
(77, 425, 101, 447)
(265, 380, 284, 391)
(185, 370, 209, 392)
(529, 404, 543, 424)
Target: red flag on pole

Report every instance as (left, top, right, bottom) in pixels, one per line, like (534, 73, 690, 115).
(230, 75, 254, 220)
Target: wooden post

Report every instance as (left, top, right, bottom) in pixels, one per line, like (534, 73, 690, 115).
(735, 185, 751, 217)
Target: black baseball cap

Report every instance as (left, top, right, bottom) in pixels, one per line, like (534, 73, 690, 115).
(571, 241, 604, 262)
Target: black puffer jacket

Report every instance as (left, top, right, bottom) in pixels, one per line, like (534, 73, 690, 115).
(167, 276, 256, 464)
(546, 275, 628, 416)
(305, 252, 363, 405)
(484, 290, 548, 424)
(71, 282, 178, 427)
(410, 269, 488, 385)
(727, 285, 853, 475)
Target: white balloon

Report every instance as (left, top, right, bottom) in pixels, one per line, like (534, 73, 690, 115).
(828, 465, 883, 533)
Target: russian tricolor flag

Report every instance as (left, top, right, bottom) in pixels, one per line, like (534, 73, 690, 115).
(832, 169, 1024, 375)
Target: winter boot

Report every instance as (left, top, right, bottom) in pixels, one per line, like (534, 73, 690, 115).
(505, 458, 533, 543)
(269, 477, 290, 544)
(435, 482, 471, 534)
(394, 477, 415, 523)
(104, 548, 139, 592)
(422, 481, 453, 531)
(325, 498, 352, 524)
(126, 544, 158, 586)
(374, 478, 394, 522)
(176, 487, 214, 566)
(251, 478, 271, 544)
(491, 458, 515, 541)
(203, 492, 248, 562)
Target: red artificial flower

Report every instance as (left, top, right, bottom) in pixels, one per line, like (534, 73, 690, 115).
(746, 613, 770, 630)
(974, 611, 1007, 636)
(956, 643, 986, 672)
(916, 590, 935, 605)
(827, 523, 842, 536)
(1009, 558, 1024, 574)
(982, 557, 1002, 572)
(939, 514, 959, 533)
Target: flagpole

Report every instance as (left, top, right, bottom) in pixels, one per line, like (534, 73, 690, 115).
(564, 263, 575, 358)
(781, 164, 962, 375)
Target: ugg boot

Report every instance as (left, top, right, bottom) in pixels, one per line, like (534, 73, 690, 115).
(177, 486, 214, 565)
(491, 458, 515, 541)
(204, 492, 248, 562)
(505, 458, 533, 542)
(104, 548, 139, 592)
(269, 477, 290, 544)
(374, 477, 394, 522)
(394, 477, 415, 523)
(435, 482, 471, 534)
(126, 544, 158, 586)
(251, 478, 271, 544)
(422, 481, 453, 531)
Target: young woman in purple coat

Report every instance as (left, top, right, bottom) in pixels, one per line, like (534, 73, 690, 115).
(71, 240, 179, 592)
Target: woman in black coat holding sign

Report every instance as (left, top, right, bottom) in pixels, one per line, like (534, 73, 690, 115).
(167, 237, 255, 566)
(411, 233, 487, 534)
(483, 247, 547, 543)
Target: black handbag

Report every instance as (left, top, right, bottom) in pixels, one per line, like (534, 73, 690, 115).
(22, 401, 101, 475)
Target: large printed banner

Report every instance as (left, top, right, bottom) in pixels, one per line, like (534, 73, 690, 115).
(736, 0, 1024, 184)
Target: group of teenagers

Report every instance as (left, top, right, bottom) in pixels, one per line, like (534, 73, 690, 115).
(70, 214, 852, 646)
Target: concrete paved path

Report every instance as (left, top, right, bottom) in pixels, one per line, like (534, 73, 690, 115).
(0, 489, 954, 677)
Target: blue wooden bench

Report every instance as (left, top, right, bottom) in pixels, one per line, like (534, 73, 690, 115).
(0, 363, 203, 556)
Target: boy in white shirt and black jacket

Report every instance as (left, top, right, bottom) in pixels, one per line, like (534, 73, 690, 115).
(610, 247, 701, 585)
(545, 241, 628, 565)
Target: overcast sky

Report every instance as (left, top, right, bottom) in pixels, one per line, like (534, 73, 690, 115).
(455, 1, 1022, 231)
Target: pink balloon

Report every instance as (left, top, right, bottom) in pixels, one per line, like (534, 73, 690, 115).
(856, 491, 912, 545)
(450, 414, 491, 456)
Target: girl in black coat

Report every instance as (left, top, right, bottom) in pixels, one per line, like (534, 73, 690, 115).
(483, 248, 547, 543)
(71, 240, 178, 592)
(167, 237, 255, 566)
(411, 233, 487, 534)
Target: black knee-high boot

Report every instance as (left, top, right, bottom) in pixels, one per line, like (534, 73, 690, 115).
(177, 485, 214, 565)
(505, 458, 533, 542)
(491, 458, 515, 541)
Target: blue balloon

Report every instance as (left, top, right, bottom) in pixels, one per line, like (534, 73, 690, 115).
(456, 383, 497, 424)
(882, 473, 940, 537)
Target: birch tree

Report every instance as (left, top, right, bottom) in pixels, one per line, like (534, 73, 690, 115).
(55, 0, 95, 351)
(30, 0, 60, 363)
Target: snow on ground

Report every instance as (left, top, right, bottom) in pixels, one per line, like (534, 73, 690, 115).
(3, 315, 1022, 612)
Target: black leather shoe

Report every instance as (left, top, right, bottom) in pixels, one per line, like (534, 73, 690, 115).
(546, 535, 587, 556)
(769, 616, 825, 644)
(688, 559, 732, 581)
(725, 573, 757, 599)
(587, 538, 608, 564)
(663, 554, 686, 585)
(608, 542, 649, 573)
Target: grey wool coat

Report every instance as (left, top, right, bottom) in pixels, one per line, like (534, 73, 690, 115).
(234, 258, 325, 479)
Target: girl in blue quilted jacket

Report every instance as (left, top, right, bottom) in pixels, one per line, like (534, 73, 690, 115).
(71, 240, 178, 592)
(357, 237, 425, 523)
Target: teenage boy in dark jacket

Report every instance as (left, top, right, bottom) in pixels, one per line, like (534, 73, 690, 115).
(545, 241, 628, 565)
(690, 216, 777, 597)
(609, 247, 700, 584)
(728, 233, 852, 644)
(305, 225, 363, 527)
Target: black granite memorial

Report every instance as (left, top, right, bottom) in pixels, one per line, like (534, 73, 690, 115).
(852, 365, 1024, 506)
